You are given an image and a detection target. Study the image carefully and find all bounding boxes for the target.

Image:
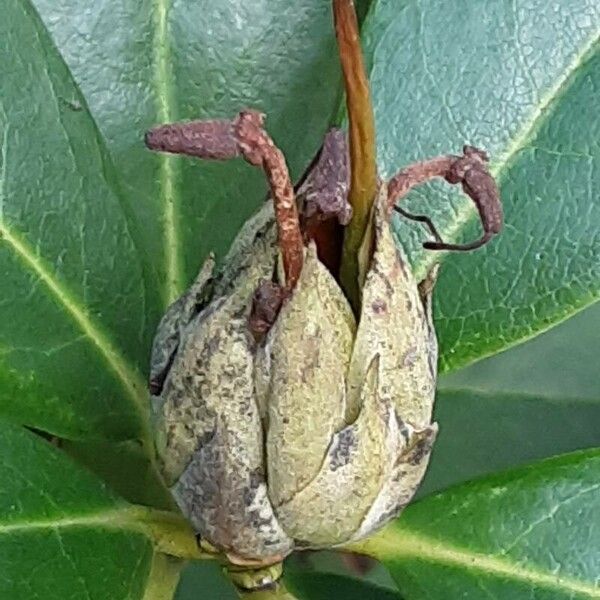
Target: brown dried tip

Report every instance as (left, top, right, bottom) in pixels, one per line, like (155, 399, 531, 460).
(145, 120, 240, 160)
(145, 111, 304, 290)
(248, 280, 287, 342)
(388, 145, 503, 252)
(297, 128, 351, 226)
(296, 129, 350, 276)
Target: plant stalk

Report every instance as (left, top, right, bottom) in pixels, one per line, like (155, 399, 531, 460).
(333, 0, 378, 311)
(234, 582, 300, 600)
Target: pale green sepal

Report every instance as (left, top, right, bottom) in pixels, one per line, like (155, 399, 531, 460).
(274, 356, 400, 546)
(264, 244, 356, 507)
(348, 192, 437, 428)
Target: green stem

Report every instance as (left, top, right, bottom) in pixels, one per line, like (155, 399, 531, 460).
(333, 0, 378, 311)
(225, 563, 300, 600)
(235, 581, 300, 600)
(131, 507, 214, 561)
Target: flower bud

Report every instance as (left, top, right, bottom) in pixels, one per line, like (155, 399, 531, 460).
(150, 189, 437, 565)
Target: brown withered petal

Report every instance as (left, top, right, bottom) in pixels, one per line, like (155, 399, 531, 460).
(297, 128, 351, 225)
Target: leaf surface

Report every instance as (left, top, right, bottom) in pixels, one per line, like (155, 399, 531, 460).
(0, 0, 149, 442)
(0, 422, 187, 600)
(286, 571, 401, 600)
(421, 389, 600, 498)
(442, 300, 600, 401)
(419, 300, 600, 496)
(360, 450, 600, 599)
(361, 0, 600, 370)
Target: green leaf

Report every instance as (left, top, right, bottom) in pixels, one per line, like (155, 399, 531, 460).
(32, 0, 344, 306)
(441, 300, 600, 401)
(0, 0, 150, 442)
(0, 422, 194, 599)
(356, 449, 600, 599)
(361, 0, 600, 371)
(2, 0, 346, 445)
(419, 301, 600, 496)
(61, 438, 175, 510)
(175, 561, 237, 600)
(420, 389, 600, 498)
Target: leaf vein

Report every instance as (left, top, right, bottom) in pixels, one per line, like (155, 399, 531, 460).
(151, 0, 183, 305)
(363, 529, 600, 597)
(0, 226, 148, 437)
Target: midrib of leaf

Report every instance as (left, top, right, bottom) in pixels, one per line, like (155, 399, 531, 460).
(0, 223, 149, 441)
(0, 505, 200, 559)
(0, 506, 159, 535)
(413, 29, 600, 278)
(352, 528, 600, 598)
(151, 0, 183, 305)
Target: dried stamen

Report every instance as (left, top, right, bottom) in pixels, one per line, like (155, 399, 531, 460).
(388, 146, 502, 251)
(145, 111, 304, 289)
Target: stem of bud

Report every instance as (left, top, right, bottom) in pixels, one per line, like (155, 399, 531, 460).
(226, 562, 300, 599)
(234, 583, 299, 600)
(333, 0, 378, 312)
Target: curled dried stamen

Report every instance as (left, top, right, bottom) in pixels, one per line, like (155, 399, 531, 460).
(145, 111, 304, 289)
(388, 145, 503, 251)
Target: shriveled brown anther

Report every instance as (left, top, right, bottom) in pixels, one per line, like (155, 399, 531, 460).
(388, 145, 503, 252)
(145, 111, 304, 289)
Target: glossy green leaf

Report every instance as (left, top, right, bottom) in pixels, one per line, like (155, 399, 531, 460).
(61, 438, 175, 510)
(2, 0, 347, 444)
(358, 450, 600, 599)
(420, 389, 600, 498)
(361, 0, 600, 371)
(0, 422, 191, 599)
(287, 550, 398, 592)
(419, 300, 600, 496)
(0, 0, 150, 442)
(32, 0, 344, 306)
(286, 571, 401, 600)
(175, 561, 237, 600)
